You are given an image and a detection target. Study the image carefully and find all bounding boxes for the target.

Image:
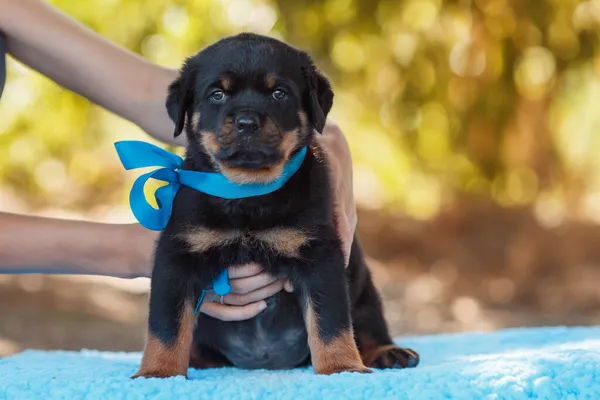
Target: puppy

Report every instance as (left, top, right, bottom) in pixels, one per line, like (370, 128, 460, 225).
(133, 33, 419, 378)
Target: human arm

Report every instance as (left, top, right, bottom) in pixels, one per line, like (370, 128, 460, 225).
(0, 212, 155, 279)
(0, 212, 287, 319)
(0, 0, 180, 145)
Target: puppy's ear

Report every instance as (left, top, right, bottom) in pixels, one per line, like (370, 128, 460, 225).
(303, 65, 334, 134)
(166, 64, 195, 138)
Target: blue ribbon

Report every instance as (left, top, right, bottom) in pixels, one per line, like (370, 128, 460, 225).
(114, 140, 307, 314)
(114, 141, 307, 231)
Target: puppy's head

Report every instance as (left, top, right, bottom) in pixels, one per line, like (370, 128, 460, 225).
(166, 33, 333, 184)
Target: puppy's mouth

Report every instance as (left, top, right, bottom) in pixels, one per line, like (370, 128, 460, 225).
(213, 150, 288, 185)
(214, 147, 283, 170)
(201, 132, 298, 185)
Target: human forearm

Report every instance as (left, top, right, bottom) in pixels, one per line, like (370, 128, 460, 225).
(0, 212, 155, 278)
(0, 0, 181, 145)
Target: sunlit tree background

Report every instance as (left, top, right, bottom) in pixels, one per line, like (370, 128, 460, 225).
(2, 0, 600, 354)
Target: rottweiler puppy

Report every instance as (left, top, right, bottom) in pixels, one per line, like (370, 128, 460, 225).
(133, 33, 419, 378)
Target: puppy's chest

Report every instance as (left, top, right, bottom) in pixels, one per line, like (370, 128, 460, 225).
(177, 225, 312, 259)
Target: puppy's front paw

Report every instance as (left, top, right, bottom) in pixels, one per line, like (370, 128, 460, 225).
(364, 345, 419, 369)
(131, 369, 187, 379)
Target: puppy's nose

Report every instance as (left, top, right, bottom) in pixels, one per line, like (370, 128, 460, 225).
(235, 111, 260, 134)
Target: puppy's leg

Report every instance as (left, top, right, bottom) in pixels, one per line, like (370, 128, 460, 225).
(132, 260, 196, 379)
(352, 266, 419, 369)
(301, 253, 371, 375)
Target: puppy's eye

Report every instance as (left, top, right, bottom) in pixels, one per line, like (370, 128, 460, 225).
(209, 90, 227, 103)
(272, 89, 288, 101)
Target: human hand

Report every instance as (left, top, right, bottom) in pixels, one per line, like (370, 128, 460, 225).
(198, 263, 293, 321)
(315, 120, 357, 265)
(124, 227, 293, 321)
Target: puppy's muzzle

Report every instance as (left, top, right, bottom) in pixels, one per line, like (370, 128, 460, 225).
(214, 109, 283, 170)
(235, 110, 260, 135)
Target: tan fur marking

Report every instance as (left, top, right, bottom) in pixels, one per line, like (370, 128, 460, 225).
(253, 228, 310, 258)
(201, 132, 220, 155)
(219, 165, 283, 184)
(201, 117, 300, 185)
(178, 227, 241, 253)
(306, 303, 370, 375)
(179, 227, 308, 258)
(280, 129, 299, 158)
(191, 111, 201, 131)
(219, 117, 237, 147)
(265, 74, 277, 89)
(221, 126, 299, 184)
(258, 117, 282, 147)
(220, 118, 286, 184)
(220, 77, 231, 91)
(200, 117, 236, 158)
(133, 302, 195, 379)
(298, 111, 309, 129)
(218, 118, 299, 184)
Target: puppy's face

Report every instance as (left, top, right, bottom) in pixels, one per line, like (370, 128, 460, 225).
(166, 33, 334, 184)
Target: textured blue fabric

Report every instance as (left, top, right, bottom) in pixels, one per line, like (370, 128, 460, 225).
(2, 326, 599, 399)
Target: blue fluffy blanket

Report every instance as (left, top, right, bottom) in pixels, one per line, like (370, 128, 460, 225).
(1, 326, 599, 399)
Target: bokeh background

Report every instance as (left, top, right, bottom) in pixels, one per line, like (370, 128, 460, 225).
(2, 0, 600, 356)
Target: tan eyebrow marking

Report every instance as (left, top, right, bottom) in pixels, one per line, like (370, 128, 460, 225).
(220, 77, 232, 91)
(265, 74, 277, 90)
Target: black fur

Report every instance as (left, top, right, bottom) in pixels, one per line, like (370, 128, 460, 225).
(144, 33, 419, 373)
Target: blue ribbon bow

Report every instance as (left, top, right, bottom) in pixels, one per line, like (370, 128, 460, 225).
(114, 140, 307, 314)
(114, 141, 307, 231)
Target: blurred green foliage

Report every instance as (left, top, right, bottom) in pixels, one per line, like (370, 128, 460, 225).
(2, 0, 600, 223)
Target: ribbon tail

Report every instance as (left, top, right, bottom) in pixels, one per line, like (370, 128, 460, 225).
(212, 268, 232, 297)
(194, 290, 209, 316)
(115, 141, 183, 170)
(129, 169, 180, 231)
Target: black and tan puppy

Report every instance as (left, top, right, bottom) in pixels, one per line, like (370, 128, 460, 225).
(133, 33, 419, 378)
